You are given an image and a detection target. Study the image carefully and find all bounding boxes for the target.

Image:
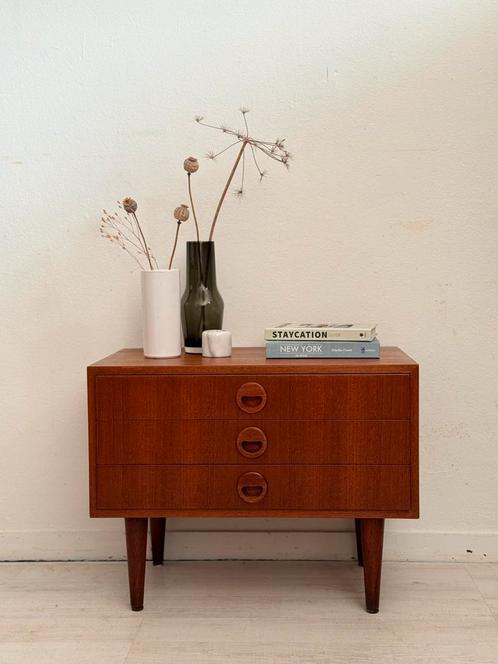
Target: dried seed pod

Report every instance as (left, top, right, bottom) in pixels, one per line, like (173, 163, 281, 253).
(122, 197, 137, 214)
(173, 204, 189, 222)
(183, 157, 199, 174)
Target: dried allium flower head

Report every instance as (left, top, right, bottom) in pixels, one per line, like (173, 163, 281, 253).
(122, 197, 137, 214)
(183, 156, 199, 173)
(173, 204, 189, 222)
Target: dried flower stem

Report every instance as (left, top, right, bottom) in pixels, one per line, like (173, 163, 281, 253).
(240, 150, 246, 194)
(209, 139, 248, 241)
(249, 143, 266, 181)
(121, 244, 146, 270)
(197, 118, 288, 153)
(131, 211, 154, 270)
(197, 109, 291, 237)
(101, 208, 158, 270)
(105, 217, 144, 254)
(118, 216, 155, 264)
(242, 111, 250, 137)
(122, 214, 156, 262)
(207, 140, 242, 160)
(168, 221, 181, 270)
(187, 173, 200, 242)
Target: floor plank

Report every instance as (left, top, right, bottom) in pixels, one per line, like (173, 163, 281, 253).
(0, 562, 497, 663)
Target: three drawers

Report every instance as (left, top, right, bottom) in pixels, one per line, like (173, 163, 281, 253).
(94, 373, 414, 515)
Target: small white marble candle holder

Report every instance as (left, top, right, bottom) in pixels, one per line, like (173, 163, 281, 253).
(202, 329, 232, 358)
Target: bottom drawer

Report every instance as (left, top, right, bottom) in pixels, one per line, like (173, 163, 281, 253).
(97, 465, 411, 512)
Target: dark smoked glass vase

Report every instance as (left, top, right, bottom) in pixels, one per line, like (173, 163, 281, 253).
(181, 241, 224, 353)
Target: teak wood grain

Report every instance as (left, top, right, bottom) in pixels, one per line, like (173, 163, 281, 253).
(96, 419, 410, 466)
(95, 374, 410, 420)
(87, 346, 419, 612)
(89, 346, 416, 373)
(96, 464, 411, 512)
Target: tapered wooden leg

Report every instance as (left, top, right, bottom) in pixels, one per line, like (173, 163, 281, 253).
(125, 518, 148, 611)
(359, 518, 384, 613)
(355, 519, 363, 566)
(150, 518, 166, 566)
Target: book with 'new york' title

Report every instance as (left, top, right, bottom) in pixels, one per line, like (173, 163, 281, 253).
(266, 339, 381, 359)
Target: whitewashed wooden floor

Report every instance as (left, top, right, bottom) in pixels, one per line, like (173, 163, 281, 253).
(0, 561, 497, 663)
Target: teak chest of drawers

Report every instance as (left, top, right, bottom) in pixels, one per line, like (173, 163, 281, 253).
(88, 346, 419, 612)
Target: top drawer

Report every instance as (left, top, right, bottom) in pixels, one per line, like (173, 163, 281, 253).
(95, 374, 410, 420)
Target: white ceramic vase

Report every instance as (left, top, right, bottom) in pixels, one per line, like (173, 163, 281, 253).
(141, 269, 182, 358)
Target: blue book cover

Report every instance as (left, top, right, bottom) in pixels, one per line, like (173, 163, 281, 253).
(265, 339, 380, 359)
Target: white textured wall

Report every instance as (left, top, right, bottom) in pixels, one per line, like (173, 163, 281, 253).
(1, 0, 497, 562)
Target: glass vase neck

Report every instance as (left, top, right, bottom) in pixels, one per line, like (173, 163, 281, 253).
(185, 241, 217, 287)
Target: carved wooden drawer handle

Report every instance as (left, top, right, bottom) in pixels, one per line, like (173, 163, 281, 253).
(236, 427, 268, 458)
(237, 472, 268, 503)
(236, 382, 267, 413)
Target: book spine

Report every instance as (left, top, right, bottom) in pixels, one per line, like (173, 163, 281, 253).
(264, 328, 376, 342)
(265, 340, 380, 359)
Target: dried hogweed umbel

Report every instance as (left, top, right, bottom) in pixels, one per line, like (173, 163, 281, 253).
(194, 109, 291, 240)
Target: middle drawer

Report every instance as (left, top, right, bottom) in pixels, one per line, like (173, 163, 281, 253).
(97, 419, 409, 465)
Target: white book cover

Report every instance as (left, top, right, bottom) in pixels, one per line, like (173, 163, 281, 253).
(264, 323, 377, 342)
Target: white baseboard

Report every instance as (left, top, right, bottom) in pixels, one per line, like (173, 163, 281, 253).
(1, 529, 497, 562)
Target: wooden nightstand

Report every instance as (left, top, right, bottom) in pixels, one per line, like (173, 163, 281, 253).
(88, 347, 419, 612)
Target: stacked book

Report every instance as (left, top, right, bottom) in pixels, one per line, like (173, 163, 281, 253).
(264, 323, 380, 359)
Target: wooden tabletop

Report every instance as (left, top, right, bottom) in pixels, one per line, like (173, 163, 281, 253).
(88, 346, 417, 375)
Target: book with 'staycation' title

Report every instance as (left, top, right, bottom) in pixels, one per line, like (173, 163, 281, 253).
(264, 323, 377, 342)
(265, 339, 381, 359)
